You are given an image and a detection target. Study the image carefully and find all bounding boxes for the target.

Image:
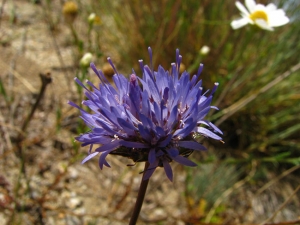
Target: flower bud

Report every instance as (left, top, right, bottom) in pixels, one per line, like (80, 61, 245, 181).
(80, 53, 93, 68)
(200, 45, 210, 55)
(62, 1, 78, 24)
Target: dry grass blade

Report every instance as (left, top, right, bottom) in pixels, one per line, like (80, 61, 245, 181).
(2, 61, 38, 93)
(215, 62, 300, 126)
(205, 161, 257, 223)
(255, 165, 300, 196)
(260, 185, 300, 225)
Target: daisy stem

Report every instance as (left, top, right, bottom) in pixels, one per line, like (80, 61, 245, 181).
(129, 162, 150, 225)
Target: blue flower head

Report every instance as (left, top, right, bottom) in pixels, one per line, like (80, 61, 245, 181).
(69, 48, 223, 181)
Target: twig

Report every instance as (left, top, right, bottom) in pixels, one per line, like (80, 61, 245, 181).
(260, 185, 300, 225)
(16, 72, 52, 170)
(21, 72, 52, 132)
(13, 73, 52, 225)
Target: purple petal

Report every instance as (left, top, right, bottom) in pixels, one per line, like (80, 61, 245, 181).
(143, 161, 158, 180)
(172, 155, 197, 167)
(155, 126, 165, 137)
(178, 141, 207, 151)
(95, 140, 121, 152)
(141, 91, 151, 117)
(197, 127, 222, 140)
(208, 121, 223, 135)
(154, 102, 162, 125)
(138, 124, 152, 142)
(129, 74, 141, 115)
(68, 101, 86, 113)
(99, 150, 111, 169)
(119, 140, 149, 148)
(158, 134, 173, 147)
(139, 113, 155, 130)
(81, 152, 99, 164)
(163, 87, 169, 102)
(198, 95, 212, 110)
(95, 119, 120, 136)
(167, 105, 178, 129)
(173, 119, 197, 138)
(148, 148, 156, 164)
(98, 107, 120, 128)
(163, 160, 173, 181)
(117, 117, 137, 131)
(197, 107, 210, 120)
(168, 148, 179, 157)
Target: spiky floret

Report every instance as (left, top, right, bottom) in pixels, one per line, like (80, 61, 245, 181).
(68, 47, 222, 181)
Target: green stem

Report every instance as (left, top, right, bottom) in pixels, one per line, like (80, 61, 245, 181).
(129, 162, 150, 225)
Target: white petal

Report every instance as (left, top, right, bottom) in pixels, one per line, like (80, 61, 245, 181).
(269, 9, 285, 17)
(236, 1, 249, 16)
(245, 0, 256, 13)
(266, 3, 277, 11)
(269, 15, 289, 27)
(255, 19, 274, 31)
(269, 9, 285, 18)
(268, 9, 289, 27)
(231, 17, 249, 29)
(254, 4, 267, 11)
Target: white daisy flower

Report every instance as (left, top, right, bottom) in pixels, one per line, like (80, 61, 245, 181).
(231, 0, 289, 31)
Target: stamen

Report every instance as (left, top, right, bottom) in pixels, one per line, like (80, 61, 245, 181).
(249, 10, 268, 23)
(114, 94, 120, 104)
(180, 119, 185, 126)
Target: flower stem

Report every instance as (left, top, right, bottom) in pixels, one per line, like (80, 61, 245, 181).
(129, 162, 150, 225)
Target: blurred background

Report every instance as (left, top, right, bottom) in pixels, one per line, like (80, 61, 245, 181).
(0, 0, 299, 224)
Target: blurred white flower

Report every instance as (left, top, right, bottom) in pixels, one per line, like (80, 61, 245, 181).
(200, 46, 210, 55)
(231, 0, 289, 31)
(88, 13, 96, 24)
(80, 53, 93, 68)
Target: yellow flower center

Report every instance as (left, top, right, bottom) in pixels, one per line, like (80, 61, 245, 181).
(249, 10, 268, 22)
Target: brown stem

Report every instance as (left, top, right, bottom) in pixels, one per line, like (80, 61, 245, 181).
(129, 162, 150, 225)
(21, 72, 52, 132)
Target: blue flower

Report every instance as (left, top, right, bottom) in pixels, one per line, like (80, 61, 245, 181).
(69, 48, 223, 181)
